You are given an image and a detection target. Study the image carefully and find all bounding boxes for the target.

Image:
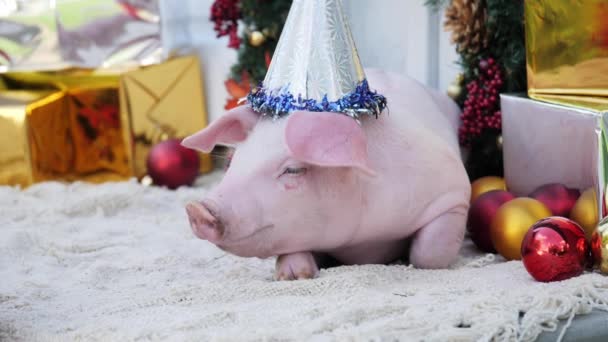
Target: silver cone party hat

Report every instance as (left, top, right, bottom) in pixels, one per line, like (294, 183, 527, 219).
(247, 0, 386, 120)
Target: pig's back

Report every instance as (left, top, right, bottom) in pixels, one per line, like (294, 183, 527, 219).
(365, 69, 461, 150)
(357, 70, 469, 239)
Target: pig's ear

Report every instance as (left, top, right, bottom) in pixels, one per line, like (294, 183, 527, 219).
(181, 106, 259, 153)
(285, 111, 376, 176)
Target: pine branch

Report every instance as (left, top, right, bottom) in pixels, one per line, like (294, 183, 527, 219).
(425, 0, 526, 179)
(229, 0, 291, 84)
(486, 0, 526, 93)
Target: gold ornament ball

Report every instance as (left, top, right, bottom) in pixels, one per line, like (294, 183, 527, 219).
(471, 176, 507, 203)
(592, 217, 608, 274)
(249, 31, 266, 47)
(496, 135, 503, 150)
(570, 187, 598, 240)
(490, 197, 551, 260)
(447, 83, 462, 99)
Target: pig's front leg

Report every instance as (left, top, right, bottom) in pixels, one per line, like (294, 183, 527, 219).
(409, 208, 467, 269)
(274, 252, 319, 281)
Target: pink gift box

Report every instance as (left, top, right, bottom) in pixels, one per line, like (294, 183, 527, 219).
(500, 94, 605, 201)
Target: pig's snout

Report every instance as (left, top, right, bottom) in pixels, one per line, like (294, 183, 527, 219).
(186, 201, 224, 242)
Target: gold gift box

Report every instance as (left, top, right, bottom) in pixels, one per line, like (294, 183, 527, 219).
(0, 55, 212, 186)
(0, 91, 62, 185)
(67, 86, 129, 177)
(525, 0, 608, 103)
(120, 55, 213, 178)
(0, 88, 129, 186)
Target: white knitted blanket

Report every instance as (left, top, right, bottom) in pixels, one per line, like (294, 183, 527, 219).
(2, 173, 608, 341)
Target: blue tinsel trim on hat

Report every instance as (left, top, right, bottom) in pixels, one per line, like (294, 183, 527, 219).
(246, 79, 387, 120)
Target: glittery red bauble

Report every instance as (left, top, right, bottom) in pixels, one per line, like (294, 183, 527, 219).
(468, 190, 516, 252)
(521, 217, 589, 282)
(529, 183, 580, 217)
(147, 139, 200, 189)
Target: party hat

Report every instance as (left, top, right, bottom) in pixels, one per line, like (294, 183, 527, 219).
(247, 0, 387, 120)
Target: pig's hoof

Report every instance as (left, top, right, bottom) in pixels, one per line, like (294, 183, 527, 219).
(274, 252, 319, 281)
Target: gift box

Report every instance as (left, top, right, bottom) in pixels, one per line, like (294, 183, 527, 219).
(2, 71, 131, 181)
(501, 94, 607, 215)
(0, 91, 63, 185)
(515, 1, 608, 218)
(0, 0, 162, 72)
(0, 55, 212, 186)
(67, 85, 129, 177)
(119, 55, 212, 178)
(525, 0, 608, 102)
(0, 87, 130, 186)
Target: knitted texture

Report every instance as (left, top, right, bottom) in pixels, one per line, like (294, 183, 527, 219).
(2, 173, 608, 341)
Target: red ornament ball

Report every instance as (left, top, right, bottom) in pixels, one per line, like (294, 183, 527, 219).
(147, 139, 200, 189)
(529, 183, 580, 217)
(468, 190, 516, 252)
(521, 217, 589, 282)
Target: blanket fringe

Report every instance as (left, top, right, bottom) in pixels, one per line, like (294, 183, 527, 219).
(518, 283, 608, 342)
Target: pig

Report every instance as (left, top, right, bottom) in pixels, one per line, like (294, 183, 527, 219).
(182, 69, 471, 281)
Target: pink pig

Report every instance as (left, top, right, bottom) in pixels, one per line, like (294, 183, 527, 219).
(182, 69, 471, 280)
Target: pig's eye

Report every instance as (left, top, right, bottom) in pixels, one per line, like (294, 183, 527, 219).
(282, 167, 307, 176)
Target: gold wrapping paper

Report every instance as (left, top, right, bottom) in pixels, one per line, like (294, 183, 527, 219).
(26, 91, 73, 182)
(0, 88, 130, 186)
(66, 86, 129, 177)
(2, 69, 126, 90)
(0, 0, 161, 72)
(526, 0, 608, 102)
(119, 55, 213, 178)
(0, 56, 212, 186)
(523, 1, 608, 225)
(0, 91, 58, 185)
